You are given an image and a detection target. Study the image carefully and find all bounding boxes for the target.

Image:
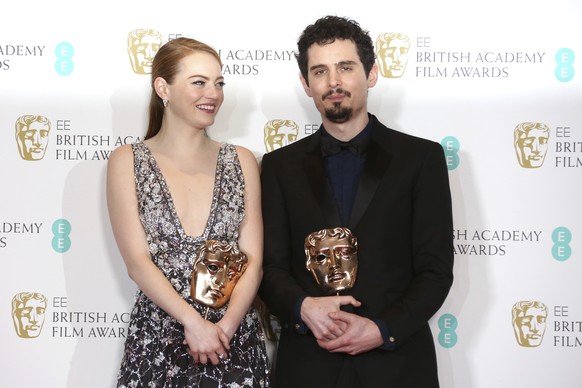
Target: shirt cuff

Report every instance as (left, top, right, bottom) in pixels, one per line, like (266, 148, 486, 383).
(293, 295, 309, 334)
(373, 318, 396, 351)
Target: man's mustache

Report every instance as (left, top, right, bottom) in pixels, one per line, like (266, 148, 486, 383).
(322, 88, 351, 100)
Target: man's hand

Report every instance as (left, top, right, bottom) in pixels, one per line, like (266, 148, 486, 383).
(301, 296, 361, 341)
(317, 310, 384, 355)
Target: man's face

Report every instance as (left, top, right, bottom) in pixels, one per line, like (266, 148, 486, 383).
(300, 39, 377, 124)
(129, 34, 161, 74)
(514, 306, 547, 347)
(516, 127, 549, 168)
(306, 235, 358, 294)
(16, 121, 50, 160)
(192, 250, 245, 308)
(266, 125, 298, 151)
(377, 37, 410, 78)
(12, 298, 46, 338)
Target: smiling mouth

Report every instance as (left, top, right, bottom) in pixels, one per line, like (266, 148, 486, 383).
(196, 104, 216, 112)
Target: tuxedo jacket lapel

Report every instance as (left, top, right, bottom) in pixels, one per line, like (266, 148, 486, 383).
(302, 131, 342, 227)
(348, 124, 392, 229)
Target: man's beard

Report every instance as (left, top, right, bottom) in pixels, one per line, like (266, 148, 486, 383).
(322, 88, 352, 123)
(324, 103, 353, 123)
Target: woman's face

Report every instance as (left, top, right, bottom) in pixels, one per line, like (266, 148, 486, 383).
(165, 51, 225, 131)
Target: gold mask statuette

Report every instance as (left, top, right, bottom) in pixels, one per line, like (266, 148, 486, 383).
(191, 240, 248, 309)
(305, 227, 358, 295)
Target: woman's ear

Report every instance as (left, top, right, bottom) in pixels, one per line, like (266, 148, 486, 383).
(153, 77, 168, 99)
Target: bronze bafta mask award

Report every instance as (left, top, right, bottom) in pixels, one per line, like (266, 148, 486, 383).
(304, 227, 358, 295)
(191, 240, 248, 315)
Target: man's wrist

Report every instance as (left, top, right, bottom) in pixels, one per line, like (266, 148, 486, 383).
(294, 295, 309, 334)
(373, 318, 396, 351)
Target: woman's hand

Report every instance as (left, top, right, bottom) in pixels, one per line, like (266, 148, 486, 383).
(183, 313, 230, 366)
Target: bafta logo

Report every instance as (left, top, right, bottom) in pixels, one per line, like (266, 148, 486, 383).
(127, 29, 162, 74)
(12, 292, 47, 338)
(15, 115, 51, 161)
(512, 301, 548, 347)
(264, 119, 299, 152)
(375, 33, 410, 78)
(514, 122, 550, 168)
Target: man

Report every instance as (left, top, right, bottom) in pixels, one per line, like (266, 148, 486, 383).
(12, 292, 48, 338)
(259, 16, 454, 387)
(513, 122, 550, 168)
(15, 115, 51, 161)
(512, 301, 548, 347)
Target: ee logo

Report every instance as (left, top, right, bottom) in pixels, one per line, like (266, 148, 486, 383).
(555, 48, 574, 82)
(552, 226, 572, 262)
(52, 219, 71, 253)
(438, 313, 458, 348)
(441, 136, 460, 171)
(55, 42, 74, 76)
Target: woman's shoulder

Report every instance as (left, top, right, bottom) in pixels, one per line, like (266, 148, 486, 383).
(109, 143, 134, 163)
(229, 144, 258, 164)
(107, 142, 144, 173)
(222, 143, 259, 176)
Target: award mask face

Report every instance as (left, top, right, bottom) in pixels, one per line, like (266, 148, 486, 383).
(11, 292, 47, 338)
(305, 228, 358, 294)
(512, 301, 548, 347)
(191, 240, 247, 308)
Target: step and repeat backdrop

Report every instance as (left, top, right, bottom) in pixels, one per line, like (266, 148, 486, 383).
(2, 1, 580, 387)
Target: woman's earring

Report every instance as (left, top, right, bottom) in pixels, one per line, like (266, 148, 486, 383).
(162, 98, 168, 107)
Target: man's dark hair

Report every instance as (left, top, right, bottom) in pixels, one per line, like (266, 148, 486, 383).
(295, 15, 376, 84)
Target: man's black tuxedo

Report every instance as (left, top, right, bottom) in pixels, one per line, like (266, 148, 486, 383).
(259, 114, 454, 387)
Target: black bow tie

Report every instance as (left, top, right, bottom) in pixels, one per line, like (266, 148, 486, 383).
(321, 134, 368, 156)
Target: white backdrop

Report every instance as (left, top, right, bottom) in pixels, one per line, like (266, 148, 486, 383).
(2, 1, 581, 387)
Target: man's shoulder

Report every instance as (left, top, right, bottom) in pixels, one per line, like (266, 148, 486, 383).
(373, 118, 439, 150)
(391, 128, 438, 147)
(262, 133, 316, 162)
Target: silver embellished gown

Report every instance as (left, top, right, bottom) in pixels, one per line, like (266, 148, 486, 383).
(117, 142, 271, 388)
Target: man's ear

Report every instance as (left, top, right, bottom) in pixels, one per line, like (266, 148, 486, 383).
(299, 73, 313, 97)
(367, 63, 379, 88)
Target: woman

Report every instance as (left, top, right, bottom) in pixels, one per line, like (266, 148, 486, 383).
(107, 37, 270, 387)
